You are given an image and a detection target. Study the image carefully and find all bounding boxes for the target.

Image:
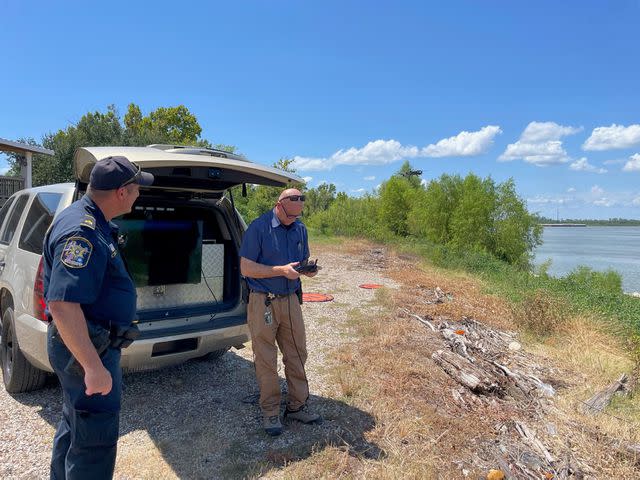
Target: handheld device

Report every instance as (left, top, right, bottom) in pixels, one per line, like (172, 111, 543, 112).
(294, 258, 318, 274)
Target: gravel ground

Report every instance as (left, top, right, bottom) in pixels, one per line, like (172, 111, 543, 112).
(0, 246, 396, 479)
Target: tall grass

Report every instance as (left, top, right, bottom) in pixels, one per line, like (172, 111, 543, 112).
(396, 237, 640, 349)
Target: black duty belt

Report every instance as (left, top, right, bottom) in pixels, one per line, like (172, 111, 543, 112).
(250, 290, 294, 298)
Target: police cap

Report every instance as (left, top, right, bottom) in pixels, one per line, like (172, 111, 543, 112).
(90, 156, 154, 190)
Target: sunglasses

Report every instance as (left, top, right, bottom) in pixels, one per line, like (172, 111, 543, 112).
(283, 195, 306, 202)
(119, 163, 142, 188)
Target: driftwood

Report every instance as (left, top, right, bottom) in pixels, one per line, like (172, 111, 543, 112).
(493, 361, 556, 398)
(441, 328, 474, 361)
(401, 308, 436, 331)
(515, 422, 555, 464)
(432, 349, 500, 394)
(403, 308, 557, 401)
(582, 373, 628, 414)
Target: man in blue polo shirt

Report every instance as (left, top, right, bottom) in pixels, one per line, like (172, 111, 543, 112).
(240, 188, 323, 436)
(45, 155, 153, 479)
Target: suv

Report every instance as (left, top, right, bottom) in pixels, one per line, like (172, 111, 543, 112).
(0, 145, 301, 393)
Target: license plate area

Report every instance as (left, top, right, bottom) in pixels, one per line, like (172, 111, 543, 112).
(151, 338, 198, 357)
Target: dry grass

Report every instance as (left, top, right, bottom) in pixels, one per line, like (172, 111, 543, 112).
(276, 239, 640, 479)
(510, 290, 566, 337)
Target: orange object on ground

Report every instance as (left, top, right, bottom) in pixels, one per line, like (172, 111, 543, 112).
(455, 329, 465, 335)
(359, 283, 383, 289)
(302, 293, 334, 302)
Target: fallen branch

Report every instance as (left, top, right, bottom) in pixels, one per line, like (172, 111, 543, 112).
(582, 373, 628, 414)
(402, 308, 436, 331)
(442, 328, 474, 362)
(515, 422, 555, 464)
(432, 349, 500, 394)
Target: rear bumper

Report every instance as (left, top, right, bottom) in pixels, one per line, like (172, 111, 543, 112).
(14, 312, 249, 374)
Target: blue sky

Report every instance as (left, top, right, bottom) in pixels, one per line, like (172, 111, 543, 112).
(1, 0, 639, 219)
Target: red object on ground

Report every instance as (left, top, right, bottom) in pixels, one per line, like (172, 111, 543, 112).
(358, 283, 384, 289)
(302, 293, 334, 302)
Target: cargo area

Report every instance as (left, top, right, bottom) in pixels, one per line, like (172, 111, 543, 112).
(113, 197, 241, 320)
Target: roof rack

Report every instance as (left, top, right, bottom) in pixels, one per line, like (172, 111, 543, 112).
(147, 144, 247, 162)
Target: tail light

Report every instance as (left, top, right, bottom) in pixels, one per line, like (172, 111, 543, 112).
(33, 257, 48, 322)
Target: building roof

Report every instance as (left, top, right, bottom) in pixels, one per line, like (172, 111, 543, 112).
(0, 138, 54, 156)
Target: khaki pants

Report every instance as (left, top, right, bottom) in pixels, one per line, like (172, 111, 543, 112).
(248, 291, 308, 417)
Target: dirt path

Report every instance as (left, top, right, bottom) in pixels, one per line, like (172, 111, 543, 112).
(0, 244, 397, 479)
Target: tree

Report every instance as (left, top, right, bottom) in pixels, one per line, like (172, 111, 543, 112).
(395, 160, 424, 189)
(449, 174, 496, 252)
(5, 104, 217, 186)
(409, 173, 463, 243)
(230, 158, 300, 222)
(124, 104, 202, 145)
(304, 183, 337, 217)
(493, 179, 542, 266)
(378, 175, 416, 236)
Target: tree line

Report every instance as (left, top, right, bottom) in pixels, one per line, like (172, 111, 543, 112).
(4, 103, 233, 186)
(6, 104, 542, 269)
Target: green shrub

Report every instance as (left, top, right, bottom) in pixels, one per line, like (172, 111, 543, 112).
(511, 290, 567, 337)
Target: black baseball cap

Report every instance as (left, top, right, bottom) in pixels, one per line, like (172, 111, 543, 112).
(89, 156, 154, 190)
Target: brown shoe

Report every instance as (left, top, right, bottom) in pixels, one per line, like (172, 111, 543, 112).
(285, 404, 323, 425)
(264, 415, 283, 436)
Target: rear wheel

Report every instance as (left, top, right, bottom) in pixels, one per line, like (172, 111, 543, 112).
(1, 308, 47, 393)
(196, 346, 230, 361)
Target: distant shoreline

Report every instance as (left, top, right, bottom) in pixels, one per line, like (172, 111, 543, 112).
(540, 223, 586, 227)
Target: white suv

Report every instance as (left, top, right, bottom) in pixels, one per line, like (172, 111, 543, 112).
(0, 145, 301, 393)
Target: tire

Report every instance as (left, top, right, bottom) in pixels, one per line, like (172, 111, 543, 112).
(196, 346, 230, 362)
(0, 307, 47, 393)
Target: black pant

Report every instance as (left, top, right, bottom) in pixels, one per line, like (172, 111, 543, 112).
(48, 325, 122, 480)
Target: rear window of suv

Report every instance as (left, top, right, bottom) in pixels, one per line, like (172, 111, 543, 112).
(0, 196, 16, 227)
(0, 194, 29, 245)
(19, 193, 63, 254)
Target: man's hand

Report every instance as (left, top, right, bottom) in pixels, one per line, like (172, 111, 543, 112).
(84, 364, 113, 396)
(281, 262, 301, 280)
(303, 268, 319, 278)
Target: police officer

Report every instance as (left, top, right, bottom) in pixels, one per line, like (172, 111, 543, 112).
(45, 155, 153, 479)
(240, 188, 323, 436)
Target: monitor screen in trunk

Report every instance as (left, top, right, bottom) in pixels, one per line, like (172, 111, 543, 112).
(115, 219, 203, 287)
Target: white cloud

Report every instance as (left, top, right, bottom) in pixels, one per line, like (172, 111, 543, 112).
(603, 158, 626, 165)
(526, 195, 568, 205)
(499, 140, 571, 166)
(293, 139, 419, 171)
(583, 124, 640, 151)
(363, 175, 375, 181)
(421, 179, 428, 187)
(0, 166, 9, 175)
(421, 125, 502, 157)
(499, 121, 581, 167)
(520, 121, 583, 143)
(593, 197, 616, 207)
(529, 187, 638, 210)
(569, 157, 607, 174)
(292, 125, 502, 171)
(350, 188, 366, 194)
(302, 176, 313, 183)
(622, 153, 640, 172)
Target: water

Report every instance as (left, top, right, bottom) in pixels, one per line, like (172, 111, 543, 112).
(532, 226, 640, 293)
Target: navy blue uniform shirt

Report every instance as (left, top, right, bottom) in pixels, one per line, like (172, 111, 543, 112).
(43, 195, 137, 328)
(239, 209, 310, 295)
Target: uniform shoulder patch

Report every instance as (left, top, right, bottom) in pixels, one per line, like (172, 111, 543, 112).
(81, 214, 96, 230)
(61, 236, 93, 268)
